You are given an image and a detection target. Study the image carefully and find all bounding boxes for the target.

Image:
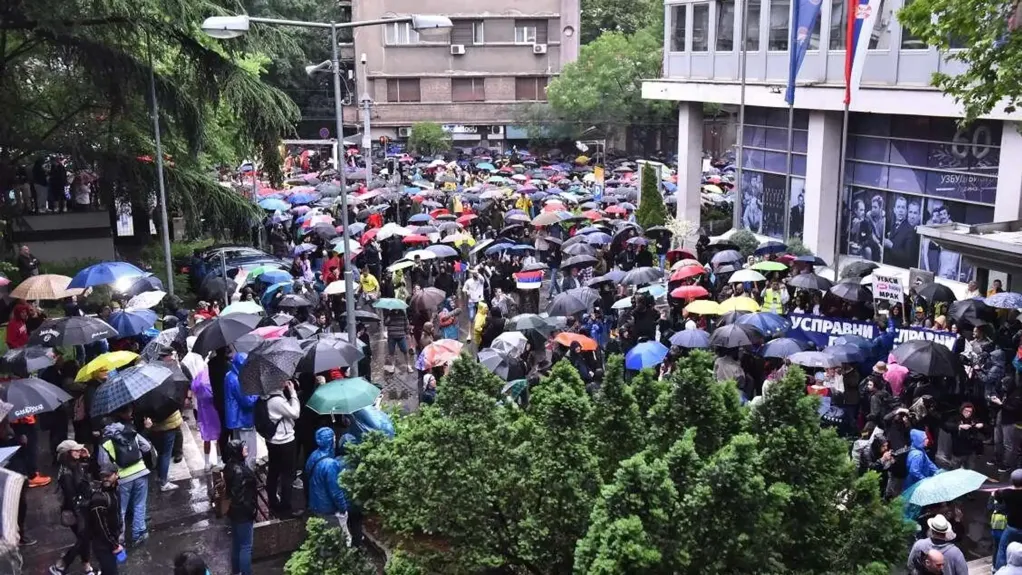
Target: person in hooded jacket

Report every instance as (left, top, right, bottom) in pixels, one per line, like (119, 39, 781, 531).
(223, 439, 257, 575)
(996, 542, 1022, 575)
(305, 428, 353, 546)
(939, 402, 985, 470)
(88, 471, 123, 575)
(224, 353, 258, 468)
(905, 428, 942, 491)
(49, 440, 94, 575)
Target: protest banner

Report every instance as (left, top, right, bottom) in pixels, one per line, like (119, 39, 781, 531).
(872, 273, 903, 303)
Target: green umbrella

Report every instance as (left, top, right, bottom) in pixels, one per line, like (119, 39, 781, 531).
(751, 261, 788, 272)
(374, 298, 408, 310)
(307, 377, 381, 415)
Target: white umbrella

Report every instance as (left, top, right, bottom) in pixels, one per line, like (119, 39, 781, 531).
(404, 249, 438, 261)
(491, 331, 528, 356)
(377, 223, 411, 240)
(728, 269, 767, 283)
(126, 290, 167, 310)
(388, 259, 414, 273)
(324, 281, 348, 295)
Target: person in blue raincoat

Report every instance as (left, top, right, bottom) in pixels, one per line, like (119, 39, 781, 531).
(224, 353, 258, 468)
(905, 428, 942, 491)
(305, 427, 352, 546)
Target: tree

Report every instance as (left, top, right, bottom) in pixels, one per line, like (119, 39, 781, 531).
(284, 517, 376, 575)
(580, 0, 662, 45)
(898, 0, 1022, 122)
(730, 229, 761, 258)
(407, 122, 451, 156)
(635, 164, 669, 229)
(590, 356, 645, 481)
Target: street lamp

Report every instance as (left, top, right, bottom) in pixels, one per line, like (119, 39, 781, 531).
(203, 13, 452, 375)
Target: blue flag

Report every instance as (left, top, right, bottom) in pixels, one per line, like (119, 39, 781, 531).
(785, 0, 824, 104)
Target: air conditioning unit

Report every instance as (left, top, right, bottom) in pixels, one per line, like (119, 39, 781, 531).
(450, 44, 466, 55)
(489, 125, 504, 136)
(533, 44, 548, 54)
(397, 127, 412, 138)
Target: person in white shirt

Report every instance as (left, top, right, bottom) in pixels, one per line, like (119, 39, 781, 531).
(964, 281, 981, 299)
(462, 270, 485, 324)
(265, 380, 301, 517)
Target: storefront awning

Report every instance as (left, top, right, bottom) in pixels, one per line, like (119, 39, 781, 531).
(916, 221, 1022, 277)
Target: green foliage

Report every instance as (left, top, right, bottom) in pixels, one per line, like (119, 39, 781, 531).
(635, 165, 668, 229)
(590, 356, 645, 481)
(898, 0, 1022, 122)
(785, 236, 814, 257)
(729, 229, 760, 258)
(284, 517, 376, 575)
(407, 122, 451, 157)
(384, 552, 425, 575)
(580, 0, 663, 44)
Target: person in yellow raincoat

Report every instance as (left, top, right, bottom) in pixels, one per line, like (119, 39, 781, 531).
(473, 301, 489, 347)
(515, 194, 533, 218)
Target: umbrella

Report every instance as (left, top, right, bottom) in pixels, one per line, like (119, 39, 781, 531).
(892, 340, 959, 378)
(669, 329, 711, 349)
(258, 270, 292, 285)
(670, 285, 710, 300)
(324, 281, 349, 296)
(222, 301, 265, 316)
(728, 269, 767, 283)
(840, 260, 879, 279)
(90, 364, 173, 416)
(719, 297, 761, 313)
(132, 363, 190, 418)
(916, 283, 957, 303)
(425, 244, 459, 258)
(794, 255, 829, 267)
(711, 250, 743, 266)
(125, 290, 166, 310)
(419, 339, 464, 369)
(291, 322, 322, 339)
(788, 273, 834, 292)
(492, 332, 528, 356)
(563, 243, 596, 257)
(671, 265, 707, 281)
(824, 344, 866, 364)
(239, 338, 305, 395)
(547, 287, 600, 316)
(736, 312, 791, 337)
(29, 316, 118, 347)
(833, 334, 873, 351)
(374, 298, 408, 310)
(985, 292, 1022, 309)
(410, 287, 447, 311)
(76, 351, 139, 382)
(717, 310, 751, 326)
(788, 351, 842, 369)
(199, 276, 237, 301)
(622, 267, 664, 286)
(751, 261, 788, 273)
(68, 261, 147, 289)
(612, 296, 633, 310)
(760, 338, 808, 359)
(0, 347, 55, 377)
(307, 377, 380, 415)
(508, 314, 559, 336)
(754, 241, 787, 256)
(191, 313, 262, 355)
(10, 274, 76, 300)
(902, 469, 988, 508)
(298, 339, 364, 373)
(122, 275, 166, 298)
(340, 310, 382, 323)
(709, 324, 760, 348)
(277, 294, 314, 309)
(554, 332, 598, 351)
(685, 300, 722, 316)
(949, 299, 994, 326)
(108, 309, 157, 337)
(625, 341, 669, 370)
(478, 348, 515, 380)
(561, 255, 599, 270)
(829, 280, 872, 303)
(0, 377, 71, 419)
(588, 270, 627, 286)
(270, 312, 295, 326)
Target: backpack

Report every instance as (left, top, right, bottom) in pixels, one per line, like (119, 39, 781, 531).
(110, 427, 143, 468)
(254, 398, 280, 441)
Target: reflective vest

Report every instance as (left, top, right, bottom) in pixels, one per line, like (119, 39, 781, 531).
(102, 438, 147, 478)
(762, 289, 784, 314)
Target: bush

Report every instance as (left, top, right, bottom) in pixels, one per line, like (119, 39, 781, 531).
(284, 517, 376, 575)
(729, 229, 759, 258)
(635, 164, 668, 229)
(785, 236, 814, 256)
(407, 122, 451, 157)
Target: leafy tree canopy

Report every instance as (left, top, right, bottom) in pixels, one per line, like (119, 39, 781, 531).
(407, 122, 451, 157)
(579, 0, 663, 45)
(635, 164, 669, 229)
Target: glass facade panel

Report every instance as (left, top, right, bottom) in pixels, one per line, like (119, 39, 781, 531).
(717, 0, 735, 51)
(769, 0, 790, 50)
(830, 0, 848, 50)
(692, 4, 710, 51)
(746, 0, 762, 51)
(738, 107, 810, 240)
(671, 5, 687, 51)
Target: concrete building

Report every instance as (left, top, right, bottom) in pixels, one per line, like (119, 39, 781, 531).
(345, 0, 580, 152)
(643, 0, 1022, 290)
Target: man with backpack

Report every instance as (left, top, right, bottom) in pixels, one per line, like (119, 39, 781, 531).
(97, 405, 154, 546)
(258, 380, 300, 518)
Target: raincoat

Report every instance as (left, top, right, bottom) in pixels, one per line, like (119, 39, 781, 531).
(224, 353, 257, 430)
(998, 542, 1022, 575)
(305, 427, 349, 515)
(905, 428, 940, 490)
(473, 302, 489, 347)
(187, 355, 221, 442)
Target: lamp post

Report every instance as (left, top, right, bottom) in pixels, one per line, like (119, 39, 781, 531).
(203, 13, 452, 372)
(145, 31, 175, 296)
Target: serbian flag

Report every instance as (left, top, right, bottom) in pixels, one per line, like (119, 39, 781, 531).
(844, 0, 881, 104)
(514, 270, 544, 291)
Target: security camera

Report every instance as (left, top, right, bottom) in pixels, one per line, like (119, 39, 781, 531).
(360, 53, 367, 65)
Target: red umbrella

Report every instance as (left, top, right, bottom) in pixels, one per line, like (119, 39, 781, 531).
(430, 208, 450, 218)
(671, 285, 710, 300)
(498, 166, 514, 174)
(671, 265, 706, 281)
(605, 205, 627, 215)
(777, 254, 797, 265)
(411, 195, 425, 203)
(402, 234, 430, 244)
(581, 210, 602, 221)
(457, 214, 478, 225)
(667, 248, 697, 261)
(361, 228, 379, 243)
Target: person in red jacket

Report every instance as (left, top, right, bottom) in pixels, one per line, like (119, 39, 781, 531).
(5, 302, 31, 349)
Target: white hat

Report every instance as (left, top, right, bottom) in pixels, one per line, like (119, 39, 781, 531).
(927, 514, 956, 541)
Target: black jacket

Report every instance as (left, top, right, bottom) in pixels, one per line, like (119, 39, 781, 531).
(225, 460, 258, 523)
(57, 461, 91, 512)
(88, 489, 122, 548)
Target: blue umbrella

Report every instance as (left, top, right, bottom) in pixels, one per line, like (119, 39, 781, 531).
(261, 281, 293, 307)
(288, 193, 318, 205)
(258, 270, 292, 285)
(576, 226, 604, 235)
(69, 261, 147, 290)
(108, 309, 158, 337)
(90, 364, 173, 416)
(293, 243, 317, 256)
(984, 292, 1022, 309)
(346, 222, 367, 236)
(760, 337, 808, 359)
(755, 240, 787, 256)
(795, 255, 828, 267)
(639, 283, 668, 299)
(509, 244, 536, 252)
(670, 329, 710, 349)
(258, 198, 290, 211)
(476, 162, 496, 171)
(484, 242, 514, 256)
(824, 343, 866, 364)
(736, 312, 791, 337)
(902, 469, 987, 508)
(408, 213, 432, 223)
(584, 232, 613, 245)
(625, 341, 669, 370)
(425, 244, 459, 258)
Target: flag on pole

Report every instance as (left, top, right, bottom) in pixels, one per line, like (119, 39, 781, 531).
(844, 0, 882, 104)
(785, 0, 825, 104)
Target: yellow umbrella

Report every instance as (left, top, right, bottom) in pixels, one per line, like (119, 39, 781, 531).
(702, 184, 723, 195)
(575, 155, 590, 165)
(76, 351, 139, 383)
(442, 232, 475, 246)
(719, 296, 761, 313)
(685, 300, 722, 316)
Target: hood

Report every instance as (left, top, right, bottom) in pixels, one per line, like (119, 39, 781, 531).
(1008, 542, 1022, 566)
(315, 427, 335, 452)
(229, 352, 248, 374)
(910, 429, 927, 450)
(102, 422, 125, 438)
(887, 353, 899, 365)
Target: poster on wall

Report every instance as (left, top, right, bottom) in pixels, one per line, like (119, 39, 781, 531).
(918, 198, 966, 282)
(740, 171, 764, 234)
(789, 178, 806, 239)
(760, 173, 787, 239)
(882, 193, 921, 269)
(843, 189, 885, 262)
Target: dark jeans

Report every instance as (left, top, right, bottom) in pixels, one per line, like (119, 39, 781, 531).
(91, 543, 118, 575)
(231, 520, 254, 575)
(12, 422, 38, 477)
(61, 521, 91, 567)
(265, 440, 296, 512)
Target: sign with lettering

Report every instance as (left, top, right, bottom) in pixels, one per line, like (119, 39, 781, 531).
(872, 273, 903, 303)
(787, 314, 957, 351)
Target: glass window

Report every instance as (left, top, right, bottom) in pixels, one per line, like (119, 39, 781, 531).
(717, 0, 735, 51)
(386, 79, 421, 102)
(452, 78, 485, 102)
(473, 22, 485, 44)
(515, 22, 538, 44)
(809, 10, 821, 49)
(692, 3, 710, 51)
(900, 0, 926, 49)
(671, 5, 687, 51)
(830, 0, 848, 50)
(385, 23, 419, 45)
(868, 0, 892, 49)
(746, 0, 762, 51)
(769, 0, 790, 50)
(515, 77, 548, 101)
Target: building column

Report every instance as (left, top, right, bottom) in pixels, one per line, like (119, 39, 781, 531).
(803, 110, 844, 265)
(676, 101, 703, 228)
(995, 121, 1022, 222)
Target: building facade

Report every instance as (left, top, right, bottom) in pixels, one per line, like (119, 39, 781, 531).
(344, 0, 580, 152)
(643, 0, 1022, 289)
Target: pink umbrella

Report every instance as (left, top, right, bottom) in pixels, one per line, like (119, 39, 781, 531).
(253, 325, 289, 339)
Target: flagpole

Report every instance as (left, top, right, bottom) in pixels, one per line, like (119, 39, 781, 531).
(733, 0, 750, 232)
(783, 105, 794, 243)
(832, 0, 859, 269)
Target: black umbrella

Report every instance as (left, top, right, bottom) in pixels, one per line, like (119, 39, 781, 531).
(499, 224, 524, 237)
(705, 241, 740, 253)
(277, 294, 314, 310)
(891, 340, 959, 378)
(644, 226, 672, 239)
(298, 339, 364, 374)
(231, 333, 265, 354)
(410, 287, 447, 311)
(788, 273, 834, 292)
(840, 261, 879, 279)
(311, 224, 338, 240)
(0, 347, 55, 377)
(90, 364, 174, 416)
(478, 348, 514, 380)
(199, 276, 237, 301)
(519, 261, 548, 273)
(562, 243, 596, 257)
(547, 287, 600, 316)
(829, 280, 872, 303)
(29, 316, 118, 347)
(949, 299, 994, 326)
(709, 324, 761, 348)
(192, 313, 262, 355)
(916, 283, 957, 303)
(621, 266, 664, 286)
(340, 310, 382, 323)
(508, 313, 561, 336)
(291, 322, 321, 339)
(560, 255, 599, 270)
(1, 377, 71, 419)
(711, 250, 744, 266)
(269, 312, 295, 326)
(122, 275, 166, 298)
(716, 310, 751, 326)
(240, 338, 305, 396)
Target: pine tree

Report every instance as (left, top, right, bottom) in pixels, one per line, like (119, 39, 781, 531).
(635, 164, 669, 229)
(590, 355, 645, 480)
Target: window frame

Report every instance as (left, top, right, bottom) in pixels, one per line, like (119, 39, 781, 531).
(515, 24, 538, 44)
(691, 2, 710, 52)
(472, 21, 485, 44)
(386, 78, 421, 103)
(452, 78, 486, 102)
(670, 4, 687, 52)
(514, 77, 548, 101)
(385, 22, 419, 45)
